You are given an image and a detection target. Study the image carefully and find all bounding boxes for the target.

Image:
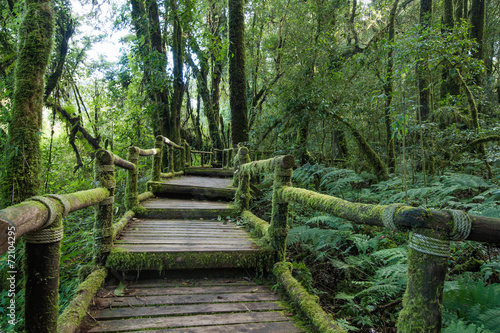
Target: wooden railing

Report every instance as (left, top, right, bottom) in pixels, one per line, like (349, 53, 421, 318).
(0, 135, 204, 333)
(233, 146, 500, 333)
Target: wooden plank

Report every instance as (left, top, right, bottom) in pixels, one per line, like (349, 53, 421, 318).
(116, 279, 254, 288)
(142, 199, 232, 210)
(96, 292, 280, 307)
(116, 239, 254, 245)
(121, 231, 249, 237)
(96, 301, 282, 319)
(162, 176, 233, 189)
(126, 321, 302, 333)
(104, 285, 271, 297)
(114, 244, 259, 252)
(88, 311, 289, 332)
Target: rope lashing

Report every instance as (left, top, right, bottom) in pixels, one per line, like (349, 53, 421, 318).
(45, 194, 70, 218)
(443, 209, 472, 241)
(26, 226, 64, 244)
(408, 232, 450, 257)
(28, 196, 58, 228)
(382, 203, 405, 231)
(99, 165, 114, 172)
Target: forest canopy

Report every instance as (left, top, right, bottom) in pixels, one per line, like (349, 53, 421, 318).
(1, 0, 500, 331)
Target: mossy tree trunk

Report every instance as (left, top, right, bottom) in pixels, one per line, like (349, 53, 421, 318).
(417, 0, 432, 122)
(440, 0, 460, 100)
(169, 0, 184, 146)
(130, 0, 171, 140)
(1, 0, 54, 207)
(332, 113, 389, 181)
(383, 0, 399, 173)
(228, 0, 249, 146)
(187, 46, 224, 150)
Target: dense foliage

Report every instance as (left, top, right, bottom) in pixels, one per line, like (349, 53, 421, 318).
(1, 0, 500, 331)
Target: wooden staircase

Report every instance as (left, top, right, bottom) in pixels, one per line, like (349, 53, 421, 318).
(85, 171, 302, 332)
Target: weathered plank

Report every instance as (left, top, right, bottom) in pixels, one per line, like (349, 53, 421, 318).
(116, 239, 254, 245)
(184, 167, 234, 178)
(96, 301, 281, 319)
(126, 321, 302, 333)
(104, 285, 271, 297)
(96, 292, 281, 307)
(162, 176, 233, 189)
(88, 311, 290, 332)
(113, 244, 259, 252)
(142, 199, 233, 210)
(115, 279, 254, 288)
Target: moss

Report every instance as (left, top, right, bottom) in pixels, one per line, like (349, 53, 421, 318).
(125, 147, 140, 211)
(152, 136, 163, 182)
(273, 262, 346, 333)
(94, 150, 115, 266)
(112, 210, 135, 240)
(241, 210, 269, 238)
(58, 267, 107, 333)
(106, 248, 272, 272)
(397, 241, 448, 333)
(269, 166, 292, 263)
(1, 0, 54, 206)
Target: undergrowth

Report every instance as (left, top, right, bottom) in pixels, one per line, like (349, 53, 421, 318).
(250, 163, 500, 332)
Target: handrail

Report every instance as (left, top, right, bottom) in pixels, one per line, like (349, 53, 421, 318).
(0, 133, 184, 332)
(0, 188, 109, 254)
(233, 146, 500, 332)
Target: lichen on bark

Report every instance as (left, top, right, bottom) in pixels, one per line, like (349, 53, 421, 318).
(1, 0, 55, 206)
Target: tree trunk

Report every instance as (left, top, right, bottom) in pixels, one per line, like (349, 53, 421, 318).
(417, 0, 432, 121)
(1, 0, 54, 206)
(469, 0, 485, 84)
(440, 0, 460, 99)
(384, 0, 399, 172)
(170, 0, 184, 144)
(228, 0, 249, 146)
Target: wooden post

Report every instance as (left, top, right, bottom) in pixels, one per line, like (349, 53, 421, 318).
(269, 161, 293, 263)
(210, 149, 214, 166)
(183, 141, 191, 167)
(152, 136, 163, 182)
(25, 197, 64, 333)
(397, 230, 449, 332)
(180, 146, 186, 171)
(126, 146, 139, 210)
(94, 150, 115, 266)
(168, 146, 175, 173)
(235, 147, 251, 210)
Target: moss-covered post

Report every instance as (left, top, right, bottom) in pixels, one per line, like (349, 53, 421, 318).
(180, 146, 186, 171)
(269, 158, 294, 263)
(125, 146, 139, 211)
(25, 197, 64, 332)
(94, 150, 115, 266)
(235, 147, 251, 210)
(168, 146, 175, 173)
(183, 140, 191, 167)
(397, 230, 449, 332)
(152, 136, 163, 182)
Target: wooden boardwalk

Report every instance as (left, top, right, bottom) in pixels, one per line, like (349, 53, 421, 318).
(86, 174, 303, 332)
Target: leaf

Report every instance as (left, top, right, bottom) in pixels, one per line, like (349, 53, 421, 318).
(114, 282, 126, 297)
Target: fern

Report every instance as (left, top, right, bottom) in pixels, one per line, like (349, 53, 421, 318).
(442, 277, 500, 332)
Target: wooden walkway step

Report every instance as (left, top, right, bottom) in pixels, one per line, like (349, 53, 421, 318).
(106, 218, 269, 271)
(150, 176, 236, 201)
(184, 167, 235, 178)
(140, 198, 238, 219)
(87, 278, 302, 332)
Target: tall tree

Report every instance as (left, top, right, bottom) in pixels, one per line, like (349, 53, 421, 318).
(1, 0, 54, 206)
(383, 0, 399, 172)
(228, 0, 249, 146)
(417, 0, 432, 121)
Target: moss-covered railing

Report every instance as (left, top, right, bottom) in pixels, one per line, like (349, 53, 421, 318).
(234, 147, 500, 333)
(0, 134, 182, 332)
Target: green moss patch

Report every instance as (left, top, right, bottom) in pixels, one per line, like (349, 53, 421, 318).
(106, 249, 272, 271)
